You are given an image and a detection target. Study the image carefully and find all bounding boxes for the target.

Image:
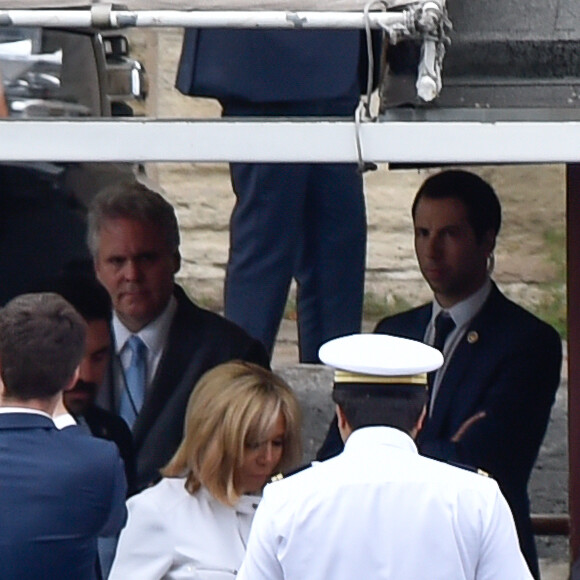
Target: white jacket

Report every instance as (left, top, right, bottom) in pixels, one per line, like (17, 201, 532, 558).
(109, 477, 259, 580)
(238, 426, 533, 580)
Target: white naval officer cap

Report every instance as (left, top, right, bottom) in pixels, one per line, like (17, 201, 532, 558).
(319, 333, 443, 392)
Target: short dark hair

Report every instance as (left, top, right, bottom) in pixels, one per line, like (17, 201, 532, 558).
(87, 180, 180, 257)
(0, 293, 86, 400)
(412, 170, 502, 241)
(51, 271, 111, 322)
(333, 385, 427, 434)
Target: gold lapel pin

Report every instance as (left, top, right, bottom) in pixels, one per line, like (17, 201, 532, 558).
(467, 331, 479, 344)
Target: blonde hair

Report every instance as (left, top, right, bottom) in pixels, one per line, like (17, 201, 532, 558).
(162, 361, 302, 506)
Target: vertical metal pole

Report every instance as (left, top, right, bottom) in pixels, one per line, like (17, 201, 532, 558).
(144, 28, 159, 182)
(568, 163, 580, 563)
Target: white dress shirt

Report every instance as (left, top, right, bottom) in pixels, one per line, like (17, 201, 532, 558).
(109, 477, 259, 580)
(238, 426, 532, 580)
(425, 278, 492, 410)
(112, 295, 177, 393)
(0, 407, 52, 418)
(0, 406, 76, 428)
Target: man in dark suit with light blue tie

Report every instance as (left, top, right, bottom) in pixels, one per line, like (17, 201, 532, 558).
(176, 26, 377, 362)
(318, 170, 562, 579)
(0, 292, 127, 580)
(89, 181, 269, 491)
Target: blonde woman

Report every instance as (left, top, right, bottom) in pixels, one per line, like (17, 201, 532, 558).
(109, 361, 302, 580)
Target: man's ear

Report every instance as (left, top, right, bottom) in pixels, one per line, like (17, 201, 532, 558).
(336, 405, 347, 430)
(482, 229, 496, 254)
(336, 405, 352, 443)
(173, 251, 181, 274)
(63, 367, 80, 392)
(410, 405, 427, 439)
(417, 405, 427, 431)
(94, 257, 104, 283)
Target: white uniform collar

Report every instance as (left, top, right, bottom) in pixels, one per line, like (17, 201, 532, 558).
(344, 426, 418, 455)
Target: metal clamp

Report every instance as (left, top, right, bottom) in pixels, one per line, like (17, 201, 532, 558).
(90, 3, 113, 28)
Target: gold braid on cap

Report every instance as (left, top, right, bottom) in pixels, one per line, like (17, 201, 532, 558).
(334, 370, 428, 385)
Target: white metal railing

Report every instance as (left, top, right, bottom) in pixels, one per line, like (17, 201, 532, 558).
(0, 0, 432, 11)
(0, 1, 579, 164)
(0, 1, 448, 104)
(1, 117, 580, 164)
(0, 8, 425, 28)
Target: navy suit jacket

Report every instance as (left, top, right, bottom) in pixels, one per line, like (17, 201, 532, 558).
(176, 28, 372, 104)
(83, 403, 137, 495)
(0, 412, 127, 580)
(98, 285, 270, 492)
(374, 284, 562, 575)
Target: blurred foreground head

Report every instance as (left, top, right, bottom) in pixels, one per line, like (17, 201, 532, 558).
(0, 292, 86, 401)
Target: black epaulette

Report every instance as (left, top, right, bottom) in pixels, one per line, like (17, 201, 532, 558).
(269, 462, 314, 483)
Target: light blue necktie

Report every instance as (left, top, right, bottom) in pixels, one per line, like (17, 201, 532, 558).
(119, 335, 147, 429)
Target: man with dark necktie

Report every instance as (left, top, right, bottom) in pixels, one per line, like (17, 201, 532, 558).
(318, 170, 562, 579)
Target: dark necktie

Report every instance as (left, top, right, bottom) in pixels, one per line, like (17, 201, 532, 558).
(433, 311, 456, 352)
(428, 312, 456, 395)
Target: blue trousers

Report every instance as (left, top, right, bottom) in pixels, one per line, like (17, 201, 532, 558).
(222, 100, 366, 363)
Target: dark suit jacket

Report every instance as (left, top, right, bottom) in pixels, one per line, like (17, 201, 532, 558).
(374, 284, 562, 577)
(176, 28, 368, 104)
(83, 404, 136, 496)
(0, 412, 127, 580)
(98, 285, 270, 491)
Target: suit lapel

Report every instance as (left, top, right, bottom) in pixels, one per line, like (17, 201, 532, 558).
(375, 304, 431, 341)
(425, 286, 502, 436)
(426, 331, 480, 434)
(406, 307, 431, 341)
(132, 286, 202, 448)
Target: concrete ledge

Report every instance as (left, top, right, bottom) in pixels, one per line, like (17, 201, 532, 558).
(275, 364, 334, 463)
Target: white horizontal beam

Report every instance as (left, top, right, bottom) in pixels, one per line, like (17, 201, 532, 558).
(0, 118, 579, 163)
(0, 0, 424, 10)
(0, 9, 410, 29)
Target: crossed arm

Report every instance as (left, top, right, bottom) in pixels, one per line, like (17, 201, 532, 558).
(421, 327, 562, 488)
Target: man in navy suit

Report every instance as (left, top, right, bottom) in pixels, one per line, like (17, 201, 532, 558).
(176, 27, 376, 362)
(0, 292, 127, 580)
(89, 181, 269, 491)
(318, 170, 562, 579)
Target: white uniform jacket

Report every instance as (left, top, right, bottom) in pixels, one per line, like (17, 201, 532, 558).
(237, 426, 533, 580)
(109, 477, 259, 580)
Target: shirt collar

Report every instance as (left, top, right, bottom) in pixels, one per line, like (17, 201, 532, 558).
(53, 413, 77, 429)
(0, 406, 53, 420)
(236, 494, 262, 515)
(344, 425, 418, 455)
(432, 277, 492, 329)
(199, 485, 261, 515)
(113, 294, 177, 355)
